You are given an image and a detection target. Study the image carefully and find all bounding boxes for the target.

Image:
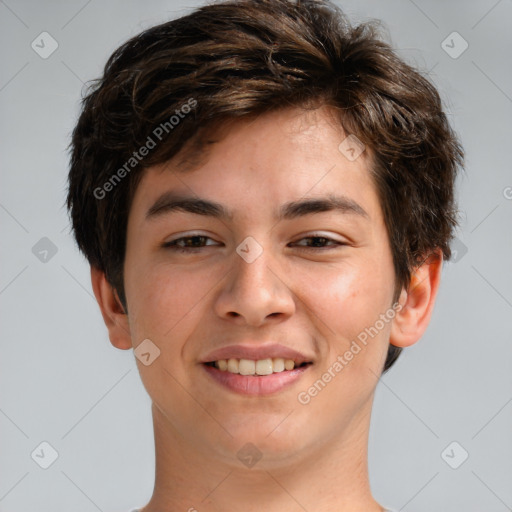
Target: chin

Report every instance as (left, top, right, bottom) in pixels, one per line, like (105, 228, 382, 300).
(209, 420, 312, 467)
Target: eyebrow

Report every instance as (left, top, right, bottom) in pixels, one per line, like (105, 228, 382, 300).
(145, 192, 369, 222)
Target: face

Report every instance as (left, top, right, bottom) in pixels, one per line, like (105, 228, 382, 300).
(123, 106, 398, 466)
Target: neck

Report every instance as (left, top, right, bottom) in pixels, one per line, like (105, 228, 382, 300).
(140, 400, 385, 512)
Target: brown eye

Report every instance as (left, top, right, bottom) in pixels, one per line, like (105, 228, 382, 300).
(163, 235, 218, 253)
(291, 236, 345, 250)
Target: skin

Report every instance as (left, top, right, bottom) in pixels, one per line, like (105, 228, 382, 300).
(92, 106, 442, 512)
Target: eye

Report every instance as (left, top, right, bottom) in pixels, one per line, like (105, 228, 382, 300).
(290, 235, 346, 251)
(162, 234, 346, 254)
(163, 235, 219, 253)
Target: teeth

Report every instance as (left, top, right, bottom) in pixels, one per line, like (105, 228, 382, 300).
(284, 359, 294, 371)
(227, 358, 239, 373)
(272, 358, 285, 373)
(255, 358, 273, 375)
(239, 359, 255, 375)
(214, 358, 298, 375)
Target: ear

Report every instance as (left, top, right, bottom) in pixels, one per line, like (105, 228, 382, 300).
(90, 266, 132, 350)
(389, 249, 443, 348)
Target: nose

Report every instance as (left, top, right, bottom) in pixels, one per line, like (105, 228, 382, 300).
(213, 242, 296, 327)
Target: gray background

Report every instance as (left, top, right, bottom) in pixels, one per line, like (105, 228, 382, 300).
(1, 0, 511, 511)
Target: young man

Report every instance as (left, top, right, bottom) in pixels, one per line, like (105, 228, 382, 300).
(66, 0, 463, 510)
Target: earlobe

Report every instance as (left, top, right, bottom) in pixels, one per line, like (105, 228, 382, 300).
(90, 266, 132, 350)
(389, 250, 443, 348)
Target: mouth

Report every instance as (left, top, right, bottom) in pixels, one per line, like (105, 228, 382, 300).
(201, 358, 313, 395)
(203, 358, 312, 375)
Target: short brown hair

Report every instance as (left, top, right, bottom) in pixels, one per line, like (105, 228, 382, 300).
(66, 0, 464, 373)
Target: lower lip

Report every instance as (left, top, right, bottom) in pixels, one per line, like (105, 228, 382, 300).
(202, 364, 311, 396)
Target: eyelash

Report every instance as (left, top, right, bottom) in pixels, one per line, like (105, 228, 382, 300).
(163, 234, 346, 253)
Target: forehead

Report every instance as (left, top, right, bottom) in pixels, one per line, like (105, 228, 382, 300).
(129, 106, 380, 225)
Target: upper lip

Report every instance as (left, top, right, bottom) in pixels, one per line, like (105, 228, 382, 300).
(201, 343, 314, 365)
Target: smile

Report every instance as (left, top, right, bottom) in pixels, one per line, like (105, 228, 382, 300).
(206, 357, 309, 375)
(202, 358, 313, 395)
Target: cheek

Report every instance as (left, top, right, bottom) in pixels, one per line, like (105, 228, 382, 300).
(123, 210, 202, 331)
(125, 260, 212, 341)
(295, 262, 394, 428)
(304, 256, 394, 344)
